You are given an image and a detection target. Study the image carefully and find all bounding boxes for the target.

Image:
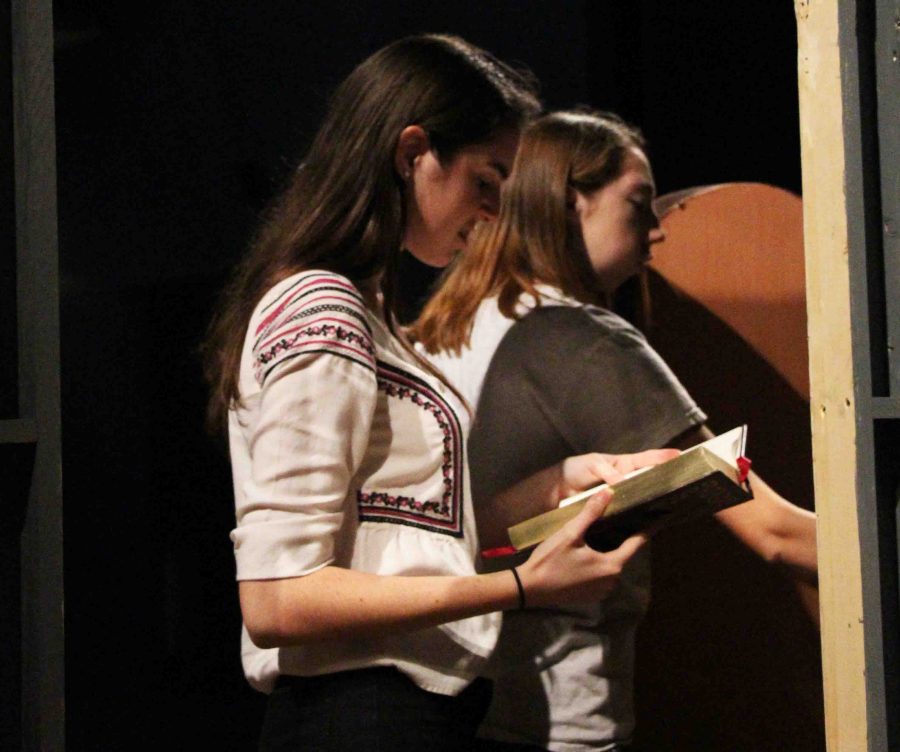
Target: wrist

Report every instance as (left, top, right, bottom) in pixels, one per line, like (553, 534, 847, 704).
(510, 567, 526, 610)
(512, 559, 549, 610)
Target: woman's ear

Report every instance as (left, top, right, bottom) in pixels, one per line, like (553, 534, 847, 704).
(566, 187, 582, 218)
(394, 125, 430, 182)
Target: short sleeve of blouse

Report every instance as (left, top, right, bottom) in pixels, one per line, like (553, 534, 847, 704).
(230, 271, 378, 580)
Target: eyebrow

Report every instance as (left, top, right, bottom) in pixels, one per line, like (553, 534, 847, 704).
(630, 181, 655, 197)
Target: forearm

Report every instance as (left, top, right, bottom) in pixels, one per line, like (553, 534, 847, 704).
(242, 492, 646, 649)
(715, 471, 817, 582)
(670, 425, 818, 580)
(241, 566, 519, 648)
(477, 464, 564, 549)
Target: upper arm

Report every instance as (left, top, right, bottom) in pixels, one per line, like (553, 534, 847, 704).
(567, 310, 706, 454)
(471, 307, 705, 466)
(467, 311, 577, 507)
(231, 272, 378, 585)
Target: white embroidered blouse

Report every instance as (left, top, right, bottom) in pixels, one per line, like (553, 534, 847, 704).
(228, 270, 499, 695)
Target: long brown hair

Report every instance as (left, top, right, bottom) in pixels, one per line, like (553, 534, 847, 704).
(415, 110, 644, 355)
(203, 35, 539, 431)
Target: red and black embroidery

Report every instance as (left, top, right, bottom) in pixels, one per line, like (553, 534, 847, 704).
(253, 272, 375, 384)
(357, 362, 464, 537)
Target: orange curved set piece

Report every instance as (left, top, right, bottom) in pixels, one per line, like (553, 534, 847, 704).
(651, 183, 808, 400)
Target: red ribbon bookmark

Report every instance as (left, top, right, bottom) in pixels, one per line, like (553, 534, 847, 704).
(737, 456, 752, 484)
(481, 545, 518, 559)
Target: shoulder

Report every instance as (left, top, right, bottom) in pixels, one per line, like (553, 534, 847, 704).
(579, 304, 652, 349)
(250, 270, 376, 386)
(254, 270, 369, 331)
(488, 302, 677, 397)
(498, 303, 646, 355)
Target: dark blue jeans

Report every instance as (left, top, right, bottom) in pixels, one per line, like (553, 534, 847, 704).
(259, 666, 493, 752)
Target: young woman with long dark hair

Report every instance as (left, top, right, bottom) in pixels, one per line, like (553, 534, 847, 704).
(204, 40, 672, 751)
(416, 110, 817, 751)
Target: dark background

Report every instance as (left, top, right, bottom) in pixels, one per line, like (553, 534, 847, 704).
(45, 1, 812, 749)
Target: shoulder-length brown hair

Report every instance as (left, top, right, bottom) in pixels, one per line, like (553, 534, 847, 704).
(415, 110, 644, 356)
(202, 34, 539, 432)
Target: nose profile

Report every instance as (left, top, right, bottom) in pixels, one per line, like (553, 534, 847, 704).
(649, 226, 666, 245)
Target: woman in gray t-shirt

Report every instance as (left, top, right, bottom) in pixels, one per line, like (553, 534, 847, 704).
(415, 110, 817, 752)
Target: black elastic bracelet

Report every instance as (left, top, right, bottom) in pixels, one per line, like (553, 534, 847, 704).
(510, 567, 526, 610)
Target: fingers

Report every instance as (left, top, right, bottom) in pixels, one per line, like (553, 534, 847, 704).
(567, 491, 648, 563)
(524, 489, 649, 608)
(613, 448, 680, 475)
(605, 531, 648, 563)
(562, 453, 624, 491)
(593, 457, 625, 485)
(562, 448, 680, 497)
(566, 490, 649, 565)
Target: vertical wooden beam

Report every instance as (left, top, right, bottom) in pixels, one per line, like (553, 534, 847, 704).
(795, 1, 868, 749)
(13, 0, 63, 748)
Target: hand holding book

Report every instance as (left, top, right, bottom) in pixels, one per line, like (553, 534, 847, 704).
(554, 447, 681, 506)
(511, 488, 651, 608)
(496, 426, 753, 555)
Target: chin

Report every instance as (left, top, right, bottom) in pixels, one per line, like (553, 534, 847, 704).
(426, 250, 457, 268)
(408, 246, 454, 268)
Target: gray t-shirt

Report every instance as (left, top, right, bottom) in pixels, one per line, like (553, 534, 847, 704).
(465, 298, 705, 751)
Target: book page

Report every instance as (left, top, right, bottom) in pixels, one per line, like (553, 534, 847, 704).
(682, 424, 746, 466)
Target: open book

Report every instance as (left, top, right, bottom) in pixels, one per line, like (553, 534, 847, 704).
(505, 426, 753, 552)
